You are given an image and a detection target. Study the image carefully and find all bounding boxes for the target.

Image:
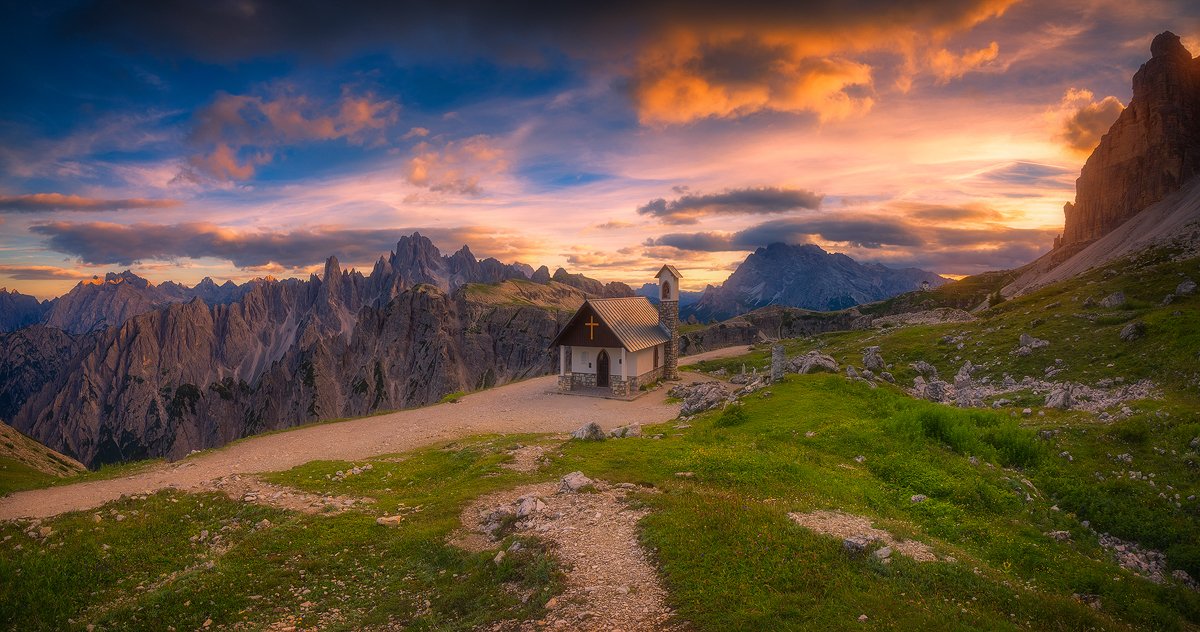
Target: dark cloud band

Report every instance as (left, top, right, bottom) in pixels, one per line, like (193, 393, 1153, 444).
(637, 186, 823, 224)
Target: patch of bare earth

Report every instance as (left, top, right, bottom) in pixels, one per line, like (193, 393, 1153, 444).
(453, 475, 683, 631)
(201, 474, 371, 514)
(787, 510, 938, 562)
(499, 441, 561, 473)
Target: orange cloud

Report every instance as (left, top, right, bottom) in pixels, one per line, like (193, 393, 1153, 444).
(1053, 88, 1124, 157)
(629, 0, 1016, 125)
(186, 87, 399, 181)
(406, 135, 508, 195)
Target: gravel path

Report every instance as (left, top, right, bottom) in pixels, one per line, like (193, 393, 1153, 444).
(0, 346, 750, 520)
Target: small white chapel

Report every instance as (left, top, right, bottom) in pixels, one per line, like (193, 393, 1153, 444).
(550, 265, 682, 397)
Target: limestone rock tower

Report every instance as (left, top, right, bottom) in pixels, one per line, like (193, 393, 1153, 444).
(656, 265, 682, 381)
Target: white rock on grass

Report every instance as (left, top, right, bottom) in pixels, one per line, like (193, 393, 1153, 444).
(557, 471, 594, 493)
(571, 422, 605, 441)
(608, 424, 641, 438)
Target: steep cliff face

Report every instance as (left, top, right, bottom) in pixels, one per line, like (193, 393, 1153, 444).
(1062, 31, 1200, 246)
(0, 326, 84, 422)
(0, 288, 50, 332)
(688, 243, 945, 322)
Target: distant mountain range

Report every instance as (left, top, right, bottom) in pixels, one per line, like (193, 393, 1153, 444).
(685, 243, 946, 322)
(0, 233, 635, 466)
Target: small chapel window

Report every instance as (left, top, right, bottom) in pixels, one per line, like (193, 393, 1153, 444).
(661, 280, 671, 299)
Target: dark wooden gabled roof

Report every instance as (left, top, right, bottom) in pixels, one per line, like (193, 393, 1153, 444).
(551, 296, 669, 352)
(656, 264, 682, 279)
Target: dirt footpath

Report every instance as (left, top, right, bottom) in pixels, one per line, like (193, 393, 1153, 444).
(0, 346, 750, 520)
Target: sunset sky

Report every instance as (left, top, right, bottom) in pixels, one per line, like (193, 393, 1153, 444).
(2, 1, 1199, 299)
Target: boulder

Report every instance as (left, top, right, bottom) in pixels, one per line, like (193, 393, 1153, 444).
(608, 424, 642, 438)
(923, 379, 949, 403)
(791, 350, 838, 374)
(1019, 333, 1049, 349)
(669, 381, 731, 416)
(843, 535, 873, 555)
(910, 360, 938, 378)
(1045, 384, 1074, 410)
(557, 471, 594, 493)
(571, 422, 605, 441)
(862, 346, 885, 372)
(376, 515, 405, 527)
(1099, 291, 1126, 308)
(515, 494, 546, 518)
(910, 494, 928, 503)
(1178, 279, 1197, 295)
(1119, 321, 1146, 341)
(879, 372, 895, 383)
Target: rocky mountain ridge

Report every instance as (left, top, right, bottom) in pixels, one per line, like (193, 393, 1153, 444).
(1, 233, 631, 466)
(0, 288, 50, 332)
(1061, 31, 1200, 247)
(686, 242, 945, 322)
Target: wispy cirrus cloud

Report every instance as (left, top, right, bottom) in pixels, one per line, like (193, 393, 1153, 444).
(636, 186, 823, 224)
(0, 193, 182, 213)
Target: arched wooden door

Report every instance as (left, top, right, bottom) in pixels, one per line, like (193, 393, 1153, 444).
(596, 349, 610, 387)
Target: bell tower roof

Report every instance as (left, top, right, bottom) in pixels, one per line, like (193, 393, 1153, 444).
(655, 264, 682, 280)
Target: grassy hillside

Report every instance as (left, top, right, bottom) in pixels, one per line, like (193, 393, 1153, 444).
(0, 421, 85, 496)
(2, 248, 1197, 630)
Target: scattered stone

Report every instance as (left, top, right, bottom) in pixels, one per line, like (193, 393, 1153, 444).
(1073, 593, 1103, 610)
(1022, 408, 1032, 416)
(853, 455, 866, 463)
(910, 494, 928, 503)
(255, 519, 272, 530)
(515, 495, 546, 518)
(879, 371, 895, 384)
(1116, 453, 1133, 463)
(1098, 533, 1171, 583)
(571, 422, 605, 441)
(608, 424, 641, 438)
(862, 346, 885, 372)
(1099, 291, 1126, 308)
(872, 546, 893, 560)
(674, 471, 695, 479)
(846, 366, 859, 379)
(843, 535, 872, 555)
(858, 614, 869, 622)
(1119, 321, 1146, 341)
(1019, 333, 1050, 349)
(493, 550, 506, 565)
(558, 471, 594, 493)
(1172, 569, 1197, 588)
(1177, 279, 1197, 296)
(1047, 530, 1072, 541)
(376, 515, 405, 527)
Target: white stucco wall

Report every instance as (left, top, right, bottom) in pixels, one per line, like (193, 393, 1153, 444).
(569, 346, 625, 375)
(568, 344, 664, 377)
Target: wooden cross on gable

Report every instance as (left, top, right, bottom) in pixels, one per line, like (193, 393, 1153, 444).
(585, 316, 600, 340)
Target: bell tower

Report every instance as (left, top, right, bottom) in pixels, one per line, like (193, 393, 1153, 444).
(655, 264, 682, 380)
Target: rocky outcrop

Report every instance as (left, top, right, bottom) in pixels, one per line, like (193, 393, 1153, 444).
(0, 288, 51, 333)
(550, 268, 634, 298)
(1061, 31, 1200, 246)
(687, 243, 945, 321)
